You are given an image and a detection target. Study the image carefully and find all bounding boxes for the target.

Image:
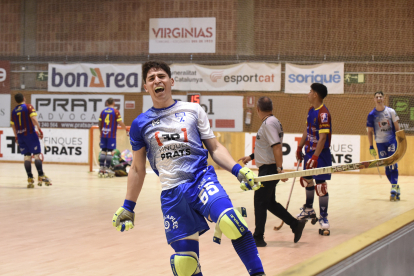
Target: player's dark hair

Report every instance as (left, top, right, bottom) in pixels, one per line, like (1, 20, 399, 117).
(374, 91, 384, 96)
(257, 96, 273, 112)
(311, 83, 328, 99)
(107, 98, 114, 105)
(142, 60, 171, 83)
(15, 93, 24, 104)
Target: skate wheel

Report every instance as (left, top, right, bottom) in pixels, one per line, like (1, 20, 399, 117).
(27, 184, 34, 188)
(38, 183, 42, 186)
(311, 217, 318, 225)
(45, 183, 52, 186)
(319, 229, 330, 236)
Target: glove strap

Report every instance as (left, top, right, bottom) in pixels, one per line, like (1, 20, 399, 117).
(231, 164, 242, 177)
(123, 199, 136, 212)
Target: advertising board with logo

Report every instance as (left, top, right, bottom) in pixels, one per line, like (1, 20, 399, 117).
(244, 133, 360, 170)
(170, 63, 281, 91)
(143, 95, 243, 132)
(32, 94, 124, 129)
(48, 63, 142, 92)
(390, 95, 414, 133)
(285, 63, 344, 94)
(0, 128, 88, 163)
(149, 18, 216, 53)
(0, 94, 11, 127)
(0, 60, 10, 94)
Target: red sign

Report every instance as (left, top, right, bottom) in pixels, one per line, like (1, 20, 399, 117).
(246, 96, 255, 108)
(0, 61, 10, 94)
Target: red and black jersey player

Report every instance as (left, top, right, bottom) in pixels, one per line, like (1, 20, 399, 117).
(10, 93, 52, 188)
(295, 83, 332, 236)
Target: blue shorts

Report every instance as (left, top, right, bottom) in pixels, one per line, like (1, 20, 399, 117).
(100, 137, 116, 151)
(304, 148, 332, 181)
(161, 166, 230, 244)
(376, 138, 397, 159)
(18, 133, 41, 155)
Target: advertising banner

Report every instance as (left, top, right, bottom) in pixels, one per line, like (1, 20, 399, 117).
(0, 94, 11, 127)
(171, 63, 281, 91)
(244, 133, 360, 170)
(285, 63, 344, 94)
(389, 95, 414, 133)
(0, 128, 88, 163)
(48, 63, 142, 92)
(0, 60, 10, 94)
(143, 95, 243, 132)
(149, 18, 216, 53)
(31, 94, 124, 129)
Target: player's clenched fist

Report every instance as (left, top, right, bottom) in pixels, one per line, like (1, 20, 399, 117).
(232, 164, 261, 191)
(306, 155, 318, 169)
(112, 200, 136, 232)
(296, 146, 303, 161)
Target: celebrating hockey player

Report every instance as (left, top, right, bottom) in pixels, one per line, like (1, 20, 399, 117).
(296, 83, 332, 236)
(366, 91, 401, 201)
(112, 61, 266, 276)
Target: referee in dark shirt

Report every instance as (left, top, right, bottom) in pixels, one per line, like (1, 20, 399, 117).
(238, 96, 306, 247)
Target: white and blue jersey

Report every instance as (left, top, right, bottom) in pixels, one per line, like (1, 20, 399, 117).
(130, 101, 231, 244)
(366, 106, 399, 144)
(129, 100, 215, 190)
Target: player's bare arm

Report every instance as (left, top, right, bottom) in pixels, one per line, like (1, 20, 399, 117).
(11, 124, 18, 145)
(202, 137, 236, 172)
(367, 126, 375, 147)
(394, 120, 400, 131)
(313, 133, 327, 157)
(30, 115, 43, 139)
(98, 120, 102, 137)
(296, 127, 307, 161)
(125, 147, 147, 202)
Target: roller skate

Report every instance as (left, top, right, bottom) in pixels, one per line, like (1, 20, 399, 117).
(27, 177, 35, 188)
(98, 167, 105, 178)
(318, 212, 330, 236)
(396, 185, 400, 201)
(297, 205, 318, 225)
(38, 175, 52, 186)
(390, 184, 398, 201)
(104, 167, 115, 178)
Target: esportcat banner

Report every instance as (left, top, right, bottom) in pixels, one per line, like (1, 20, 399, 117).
(244, 133, 360, 170)
(171, 63, 281, 91)
(31, 94, 124, 129)
(48, 63, 142, 92)
(285, 63, 344, 94)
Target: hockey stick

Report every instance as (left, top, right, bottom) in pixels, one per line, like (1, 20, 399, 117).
(274, 161, 301, 231)
(255, 130, 406, 183)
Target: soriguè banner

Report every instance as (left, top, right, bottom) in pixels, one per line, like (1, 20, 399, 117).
(285, 63, 344, 94)
(171, 63, 281, 91)
(48, 63, 142, 92)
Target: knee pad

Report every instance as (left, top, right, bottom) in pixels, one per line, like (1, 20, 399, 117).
(315, 182, 328, 196)
(214, 207, 248, 244)
(170, 239, 200, 276)
(300, 177, 314, 188)
(24, 155, 32, 161)
(170, 254, 198, 276)
(33, 154, 41, 160)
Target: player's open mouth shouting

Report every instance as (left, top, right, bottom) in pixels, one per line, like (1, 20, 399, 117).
(155, 86, 165, 93)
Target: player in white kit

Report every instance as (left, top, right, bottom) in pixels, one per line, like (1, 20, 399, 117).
(366, 91, 401, 201)
(112, 61, 266, 276)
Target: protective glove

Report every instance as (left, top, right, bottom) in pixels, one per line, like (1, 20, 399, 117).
(112, 200, 136, 232)
(306, 155, 318, 169)
(296, 146, 303, 161)
(233, 165, 261, 191)
(369, 146, 377, 157)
